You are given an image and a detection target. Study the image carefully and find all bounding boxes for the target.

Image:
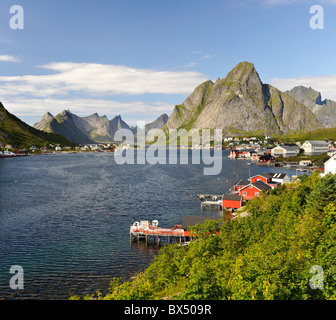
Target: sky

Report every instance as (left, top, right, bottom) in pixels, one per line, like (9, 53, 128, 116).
(0, 0, 336, 127)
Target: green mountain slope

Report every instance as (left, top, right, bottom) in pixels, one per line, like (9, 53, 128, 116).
(273, 126, 336, 142)
(0, 102, 74, 148)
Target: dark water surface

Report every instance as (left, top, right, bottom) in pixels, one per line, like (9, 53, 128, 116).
(0, 150, 297, 299)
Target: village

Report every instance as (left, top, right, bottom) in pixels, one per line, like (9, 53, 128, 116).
(227, 138, 333, 163)
(199, 172, 291, 213)
(1, 135, 335, 158)
(0, 142, 117, 157)
(200, 139, 336, 217)
(129, 138, 336, 245)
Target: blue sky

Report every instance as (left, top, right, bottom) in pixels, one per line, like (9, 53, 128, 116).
(0, 0, 336, 127)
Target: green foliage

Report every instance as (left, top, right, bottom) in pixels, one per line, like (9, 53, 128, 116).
(188, 219, 220, 238)
(275, 153, 329, 166)
(306, 173, 336, 218)
(273, 127, 336, 143)
(0, 104, 74, 148)
(71, 172, 336, 300)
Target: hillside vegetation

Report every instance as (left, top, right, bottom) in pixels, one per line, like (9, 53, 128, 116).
(273, 127, 336, 143)
(0, 103, 74, 148)
(72, 172, 336, 300)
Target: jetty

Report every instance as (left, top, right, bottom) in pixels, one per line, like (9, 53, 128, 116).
(200, 200, 222, 211)
(130, 220, 190, 244)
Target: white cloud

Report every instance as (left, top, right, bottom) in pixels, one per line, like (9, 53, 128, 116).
(2, 97, 174, 120)
(0, 62, 207, 97)
(202, 54, 213, 59)
(183, 62, 197, 67)
(0, 55, 21, 63)
(0, 61, 208, 122)
(270, 75, 336, 101)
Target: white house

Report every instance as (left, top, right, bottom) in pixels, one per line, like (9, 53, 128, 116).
(302, 140, 329, 155)
(269, 173, 291, 184)
(299, 160, 312, 167)
(271, 145, 300, 158)
(324, 155, 336, 175)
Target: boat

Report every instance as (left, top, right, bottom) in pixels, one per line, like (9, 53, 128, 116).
(0, 150, 16, 158)
(228, 151, 238, 158)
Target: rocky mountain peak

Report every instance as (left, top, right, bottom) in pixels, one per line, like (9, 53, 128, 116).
(225, 61, 261, 85)
(287, 85, 336, 128)
(165, 61, 323, 135)
(58, 109, 73, 119)
(287, 86, 323, 107)
(34, 111, 132, 144)
(144, 113, 169, 134)
(43, 112, 54, 119)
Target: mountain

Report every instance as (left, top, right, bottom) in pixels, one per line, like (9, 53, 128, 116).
(108, 115, 132, 140)
(34, 110, 132, 144)
(144, 114, 168, 135)
(165, 62, 323, 136)
(286, 86, 336, 128)
(133, 114, 169, 143)
(0, 103, 73, 148)
(34, 110, 93, 145)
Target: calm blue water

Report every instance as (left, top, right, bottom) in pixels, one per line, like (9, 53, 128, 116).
(0, 150, 298, 299)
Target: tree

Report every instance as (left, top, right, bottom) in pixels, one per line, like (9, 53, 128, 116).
(306, 173, 336, 218)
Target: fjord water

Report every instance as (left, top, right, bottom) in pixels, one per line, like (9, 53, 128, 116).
(0, 150, 296, 299)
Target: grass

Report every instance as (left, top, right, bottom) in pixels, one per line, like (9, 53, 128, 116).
(275, 153, 330, 166)
(272, 127, 336, 143)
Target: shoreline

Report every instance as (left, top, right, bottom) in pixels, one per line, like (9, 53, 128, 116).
(1, 150, 325, 173)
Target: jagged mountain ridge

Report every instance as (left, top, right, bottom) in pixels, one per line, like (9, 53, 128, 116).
(0, 103, 73, 147)
(34, 110, 170, 144)
(286, 86, 336, 128)
(165, 62, 323, 135)
(144, 113, 168, 135)
(133, 113, 169, 143)
(34, 110, 133, 144)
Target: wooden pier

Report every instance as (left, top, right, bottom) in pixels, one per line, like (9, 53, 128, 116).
(198, 194, 222, 201)
(130, 233, 189, 245)
(130, 220, 190, 245)
(200, 200, 222, 211)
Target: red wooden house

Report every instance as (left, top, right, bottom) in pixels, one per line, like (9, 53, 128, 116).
(250, 173, 272, 184)
(14, 149, 29, 157)
(238, 181, 272, 200)
(233, 179, 250, 192)
(222, 194, 244, 209)
(258, 155, 275, 164)
(267, 181, 281, 189)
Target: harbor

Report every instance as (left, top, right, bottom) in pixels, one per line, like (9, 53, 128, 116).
(129, 169, 300, 248)
(0, 151, 304, 299)
(127, 146, 321, 249)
